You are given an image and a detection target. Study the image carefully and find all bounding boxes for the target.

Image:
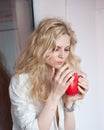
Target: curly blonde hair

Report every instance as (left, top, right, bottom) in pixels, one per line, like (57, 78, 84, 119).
(15, 18, 82, 102)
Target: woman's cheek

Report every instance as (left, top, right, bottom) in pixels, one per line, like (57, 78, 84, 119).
(46, 55, 55, 65)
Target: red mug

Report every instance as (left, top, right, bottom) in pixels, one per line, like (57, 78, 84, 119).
(66, 73, 83, 95)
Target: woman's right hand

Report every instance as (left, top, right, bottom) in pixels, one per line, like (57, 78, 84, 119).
(50, 64, 74, 99)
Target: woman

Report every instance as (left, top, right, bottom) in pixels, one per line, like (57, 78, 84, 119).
(9, 18, 88, 130)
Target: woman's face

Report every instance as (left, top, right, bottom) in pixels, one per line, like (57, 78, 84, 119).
(45, 34, 70, 69)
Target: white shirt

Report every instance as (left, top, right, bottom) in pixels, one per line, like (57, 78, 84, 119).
(9, 73, 65, 130)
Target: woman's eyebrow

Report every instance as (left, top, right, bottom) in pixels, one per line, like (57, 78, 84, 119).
(56, 45, 70, 48)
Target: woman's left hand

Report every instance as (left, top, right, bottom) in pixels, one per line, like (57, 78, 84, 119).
(63, 76, 89, 106)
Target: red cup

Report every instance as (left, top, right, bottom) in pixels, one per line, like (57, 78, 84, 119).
(66, 73, 83, 95)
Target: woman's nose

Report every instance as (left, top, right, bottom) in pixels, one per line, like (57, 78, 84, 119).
(58, 51, 64, 59)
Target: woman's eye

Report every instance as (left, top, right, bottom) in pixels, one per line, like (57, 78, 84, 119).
(52, 47, 70, 52)
(55, 48, 59, 51)
(65, 49, 70, 51)
(53, 48, 59, 51)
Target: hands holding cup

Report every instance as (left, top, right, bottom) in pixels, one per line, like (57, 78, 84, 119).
(50, 64, 88, 104)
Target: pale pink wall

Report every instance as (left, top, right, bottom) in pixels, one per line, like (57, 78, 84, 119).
(96, 0, 104, 129)
(96, 0, 104, 9)
(66, 1, 102, 130)
(39, 0, 66, 20)
(33, 0, 66, 26)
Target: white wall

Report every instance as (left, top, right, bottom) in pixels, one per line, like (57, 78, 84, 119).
(96, 0, 104, 129)
(33, 0, 66, 26)
(67, 0, 101, 130)
(33, 0, 103, 130)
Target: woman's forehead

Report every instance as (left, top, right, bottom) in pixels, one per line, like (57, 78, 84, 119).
(55, 34, 70, 47)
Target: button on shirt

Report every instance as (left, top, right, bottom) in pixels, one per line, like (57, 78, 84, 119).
(9, 73, 65, 130)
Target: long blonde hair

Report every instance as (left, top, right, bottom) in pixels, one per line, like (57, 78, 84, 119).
(15, 18, 81, 102)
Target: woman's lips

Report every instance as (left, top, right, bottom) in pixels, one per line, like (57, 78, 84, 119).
(56, 61, 63, 65)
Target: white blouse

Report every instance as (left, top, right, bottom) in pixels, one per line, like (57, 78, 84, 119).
(9, 73, 65, 130)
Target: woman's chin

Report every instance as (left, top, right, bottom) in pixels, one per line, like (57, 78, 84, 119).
(54, 65, 63, 69)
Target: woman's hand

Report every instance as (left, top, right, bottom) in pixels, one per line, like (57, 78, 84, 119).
(50, 64, 75, 100)
(63, 76, 89, 107)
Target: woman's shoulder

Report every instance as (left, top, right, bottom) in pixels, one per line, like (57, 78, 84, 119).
(10, 73, 30, 90)
(11, 73, 29, 83)
(9, 73, 31, 97)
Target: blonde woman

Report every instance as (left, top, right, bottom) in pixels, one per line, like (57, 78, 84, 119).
(9, 18, 88, 130)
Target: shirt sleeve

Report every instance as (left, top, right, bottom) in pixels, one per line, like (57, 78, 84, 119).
(9, 74, 39, 130)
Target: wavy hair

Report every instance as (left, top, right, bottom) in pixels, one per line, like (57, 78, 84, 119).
(15, 18, 82, 102)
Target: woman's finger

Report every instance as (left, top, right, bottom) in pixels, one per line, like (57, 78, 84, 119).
(78, 85, 88, 95)
(55, 64, 69, 79)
